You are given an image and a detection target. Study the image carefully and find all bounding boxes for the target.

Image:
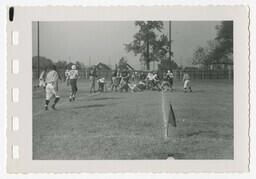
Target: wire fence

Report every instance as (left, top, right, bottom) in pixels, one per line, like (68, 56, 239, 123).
(33, 69, 233, 81)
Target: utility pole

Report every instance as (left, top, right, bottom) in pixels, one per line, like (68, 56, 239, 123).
(169, 21, 172, 64)
(37, 21, 40, 79)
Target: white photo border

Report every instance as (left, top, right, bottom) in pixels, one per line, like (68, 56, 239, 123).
(6, 6, 249, 173)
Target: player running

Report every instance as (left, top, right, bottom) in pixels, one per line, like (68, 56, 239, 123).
(166, 70, 174, 91)
(64, 68, 70, 86)
(97, 77, 106, 92)
(44, 65, 61, 110)
(69, 65, 79, 102)
(119, 70, 130, 92)
(183, 72, 192, 93)
(111, 69, 118, 92)
(89, 66, 97, 93)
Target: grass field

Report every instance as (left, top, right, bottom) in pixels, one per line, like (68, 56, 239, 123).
(32, 80, 233, 160)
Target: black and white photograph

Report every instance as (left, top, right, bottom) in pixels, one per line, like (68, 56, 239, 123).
(32, 20, 234, 160)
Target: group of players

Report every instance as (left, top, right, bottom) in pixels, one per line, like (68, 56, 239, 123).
(37, 64, 192, 111)
(38, 64, 79, 110)
(86, 67, 192, 93)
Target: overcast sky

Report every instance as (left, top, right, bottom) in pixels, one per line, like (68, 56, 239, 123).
(32, 21, 220, 69)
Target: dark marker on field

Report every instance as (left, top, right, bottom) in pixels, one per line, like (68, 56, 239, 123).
(169, 103, 176, 127)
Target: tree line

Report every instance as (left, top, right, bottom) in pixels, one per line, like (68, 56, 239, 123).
(192, 21, 233, 69)
(32, 56, 86, 71)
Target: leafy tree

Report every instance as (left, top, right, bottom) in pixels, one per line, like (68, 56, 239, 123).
(153, 34, 173, 61)
(215, 21, 233, 54)
(193, 40, 219, 68)
(158, 58, 178, 71)
(32, 56, 54, 70)
(125, 21, 172, 70)
(75, 61, 82, 70)
(210, 21, 233, 64)
(55, 60, 67, 70)
(192, 46, 207, 66)
(118, 57, 129, 71)
(192, 21, 233, 68)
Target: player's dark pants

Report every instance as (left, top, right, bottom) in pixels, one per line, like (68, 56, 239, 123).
(111, 77, 121, 92)
(151, 80, 161, 91)
(120, 83, 129, 92)
(98, 82, 105, 92)
(70, 79, 78, 96)
(169, 78, 173, 86)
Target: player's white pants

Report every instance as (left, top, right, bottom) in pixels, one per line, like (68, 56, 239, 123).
(184, 80, 191, 89)
(128, 83, 136, 91)
(45, 83, 59, 100)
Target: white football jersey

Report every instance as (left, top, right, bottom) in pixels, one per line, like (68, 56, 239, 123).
(45, 70, 59, 84)
(69, 69, 79, 79)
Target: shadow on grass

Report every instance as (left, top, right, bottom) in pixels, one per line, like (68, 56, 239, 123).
(71, 103, 117, 109)
(88, 97, 123, 101)
(188, 90, 206, 93)
(168, 152, 185, 160)
(185, 130, 218, 137)
(185, 130, 232, 139)
(170, 89, 206, 93)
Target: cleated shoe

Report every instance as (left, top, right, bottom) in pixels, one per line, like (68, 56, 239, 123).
(51, 104, 56, 110)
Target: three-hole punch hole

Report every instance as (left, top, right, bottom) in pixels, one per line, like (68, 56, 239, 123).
(12, 59, 19, 74)
(12, 145, 19, 159)
(12, 88, 19, 103)
(12, 116, 19, 131)
(12, 31, 19, 46)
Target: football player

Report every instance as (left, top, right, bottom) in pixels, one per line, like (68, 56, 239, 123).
(69, 65, 79, 101)
(44, 65, 61, 110)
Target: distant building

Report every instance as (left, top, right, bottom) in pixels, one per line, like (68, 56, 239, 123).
(183, 66, 199, 71)
(96, 62, 112, 79)
(196, 52, 233, 70)
(209, 63, 233, 70)
(86, 62, 112, 79)
(209, 53, 233, 70)
(96, 62, 112, 71)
